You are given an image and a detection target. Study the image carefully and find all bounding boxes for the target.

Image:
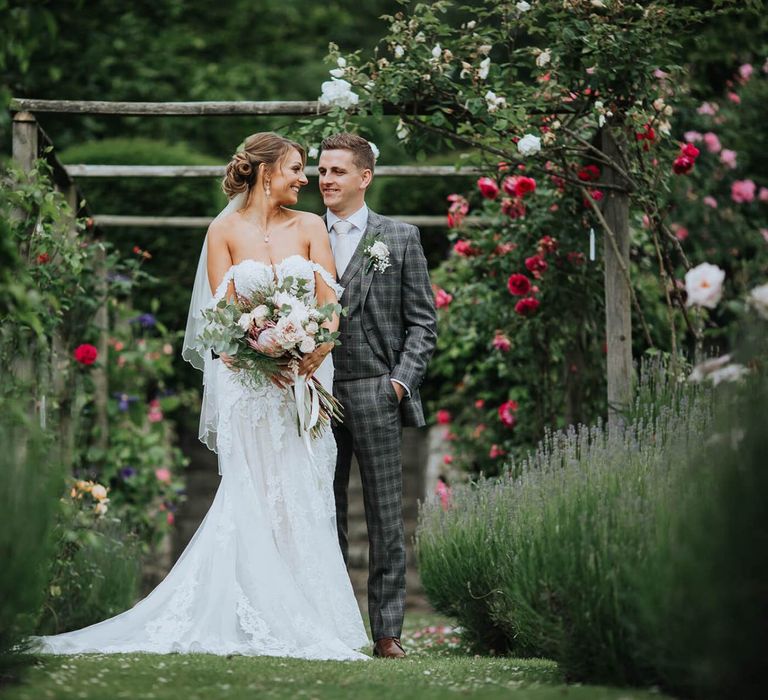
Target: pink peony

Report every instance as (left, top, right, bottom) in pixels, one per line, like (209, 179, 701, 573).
(477, 177, 500, 199)
(703, 196, 718, 209)
(720, 149, 737, 169)
(435, 288, 453, 309)
(702, 132, 722, 154)
(731, 179, 756, 204)
(492, 332, 512, 352)
(155, 468, 171, 483)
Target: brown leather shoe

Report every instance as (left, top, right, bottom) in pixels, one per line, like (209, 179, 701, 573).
(373, 637, 406, 658)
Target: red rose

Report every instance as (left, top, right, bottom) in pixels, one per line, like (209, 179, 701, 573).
(525, 255, 548, 278)
(514, 297, 540, 317)
(477, 177, 500, 199)
(453, 239, 478, 257)
(435, 288, 453, 309)
(577, 164, 601, 182)
(680, 143, 700, 160)
(447, 193, 469, 228)
(567, 251, 586, 266)
(498, 400, 519, 427)
(492, 332, 512, 352)
(501, 197, 526, 219)
(73, 343, 99, 366)
(436, 409, 452, 425)
(475, 399, 485, 409)
(514, 176, 537, 197)
(537, 235, 558, 255)
(672, 155, 694, 175)
(507, 273, 532, 296)
(36, 253, 50, 264)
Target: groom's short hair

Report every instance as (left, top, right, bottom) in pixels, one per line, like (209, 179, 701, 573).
(320, 133, 375, 173)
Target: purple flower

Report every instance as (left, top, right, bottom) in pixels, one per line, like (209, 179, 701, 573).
(112, 392, 139, 411)
(130, 313, 157, 328)
(120, 467, 136, 479)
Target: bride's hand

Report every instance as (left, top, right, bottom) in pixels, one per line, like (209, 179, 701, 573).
(298, 342, 334, 377)
(270, 358, 295, 390)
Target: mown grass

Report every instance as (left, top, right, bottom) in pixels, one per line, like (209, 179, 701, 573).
(2, 615, 672, 700)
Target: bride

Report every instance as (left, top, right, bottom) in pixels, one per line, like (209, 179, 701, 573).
(34, 132, 370, 661)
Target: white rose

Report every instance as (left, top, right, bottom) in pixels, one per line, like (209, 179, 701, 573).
(591, 0, 606, 7)
(478, 57, 491, 80)
(337, 56, 347, 68)
(685, 262, 725, 309)
(370, 241, 389, 257)
(536, 49, 551, 68)
(432, 44, 442, 59)
(308, 146, 319, 159)
(485, 90, 506, 112)
(748, 282, 768, 319)
(251, 304, 270, 327)
(517, 134, 542, 156)
(275, 317, 304, 348)
(516, 1, 532, 11)
(415, 32, 426, 43)
(305, 321, 319, 335)
(318, 79, 359, 110)
(237, 311, 254, 330)
(299, 336, 316, 354)
(329, 68, 346, 79)
(394, 45, 405, 58)
(395, 118, 409, 141)
(368, 141, 380, 160)
(466, 20, 477, 29)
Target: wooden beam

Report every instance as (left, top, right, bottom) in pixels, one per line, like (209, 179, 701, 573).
(601, 126, 633, 423)
(93, 214, 490, 228)
(65, 164, 483, 178)
(12, 111, 39, 172)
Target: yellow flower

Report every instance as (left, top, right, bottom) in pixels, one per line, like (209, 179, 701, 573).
(91, 484, 108, 501)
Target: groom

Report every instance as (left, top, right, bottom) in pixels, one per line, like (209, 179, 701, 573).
(318, 133, 437, 658)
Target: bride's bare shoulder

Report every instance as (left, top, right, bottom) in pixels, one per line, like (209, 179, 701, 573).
(289, 209, 327, 237)
(207, 211, 245, 241)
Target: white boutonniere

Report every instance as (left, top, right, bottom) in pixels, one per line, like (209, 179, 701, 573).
(364, 238, 391, 274)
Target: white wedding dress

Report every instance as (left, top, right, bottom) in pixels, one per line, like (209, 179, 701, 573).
(35, 255, 370, 661)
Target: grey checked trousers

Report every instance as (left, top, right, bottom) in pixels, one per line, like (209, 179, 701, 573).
(333, 374, 405, 642)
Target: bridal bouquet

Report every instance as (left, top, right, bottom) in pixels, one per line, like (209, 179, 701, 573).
(195, 276, 344, 439)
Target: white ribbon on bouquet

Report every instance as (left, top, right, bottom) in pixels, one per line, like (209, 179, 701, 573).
(292, 371, 321, 456)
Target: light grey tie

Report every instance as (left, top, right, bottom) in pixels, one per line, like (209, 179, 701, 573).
(333, 219, 356, 277)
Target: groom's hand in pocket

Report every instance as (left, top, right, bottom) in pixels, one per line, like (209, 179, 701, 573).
(390, 380, 405, 403)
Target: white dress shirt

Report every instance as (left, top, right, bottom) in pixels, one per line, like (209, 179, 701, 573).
(325, 205, 410, 399)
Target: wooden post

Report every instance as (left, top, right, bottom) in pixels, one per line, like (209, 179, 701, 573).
(93, 242, 109, 450)
(601, 127, 633, 423)
(12, 111, 39, 171)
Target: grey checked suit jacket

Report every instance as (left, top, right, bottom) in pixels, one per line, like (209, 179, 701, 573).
(329, 209, 438, 426)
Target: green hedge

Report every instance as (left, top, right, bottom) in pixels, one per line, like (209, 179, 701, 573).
(417, 361, 766, 696)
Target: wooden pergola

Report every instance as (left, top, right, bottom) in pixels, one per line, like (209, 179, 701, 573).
(10, 97, 634, 424)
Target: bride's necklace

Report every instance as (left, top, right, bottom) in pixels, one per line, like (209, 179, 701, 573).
(238, 209, 273, 243)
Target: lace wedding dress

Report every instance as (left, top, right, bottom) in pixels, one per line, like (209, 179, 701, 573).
(35, 256, 370, 661)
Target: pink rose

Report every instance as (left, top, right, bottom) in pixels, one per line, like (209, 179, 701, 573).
(702, 132, 722, 154)
(673, 225, 689, 242)
(492, 332, 512, 352)
(489, 444, 506, 458)
(719, 149, 737, 169)
(738, 63, 753, 82)
(155, 468, 171, 483)
(731, 179, 756, 204)
(477, 177, 499, 199)
(453, 239, 478, 257)
(447, 193, 469, 228)
(727, 91, 741, 104)
(435, 288, 453, 309)
(697, 102, 718, 116)
(497, 400, 519, 428)
(703, 196, 718, 209)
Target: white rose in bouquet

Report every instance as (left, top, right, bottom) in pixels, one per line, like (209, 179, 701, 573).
(299, 336, 317, 354)
(251, 304, 270, 327)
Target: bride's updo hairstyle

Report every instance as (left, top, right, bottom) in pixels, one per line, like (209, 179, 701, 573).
(222, 132, 306, 199)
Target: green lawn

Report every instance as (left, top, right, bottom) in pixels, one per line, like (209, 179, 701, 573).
(3, 615, 672, 700)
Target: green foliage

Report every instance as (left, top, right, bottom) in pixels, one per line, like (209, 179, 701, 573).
(0, 414, 63, 678)
(37, 480, 140, 636)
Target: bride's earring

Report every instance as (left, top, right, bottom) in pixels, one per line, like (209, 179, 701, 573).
(265, 180, 271, 198)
